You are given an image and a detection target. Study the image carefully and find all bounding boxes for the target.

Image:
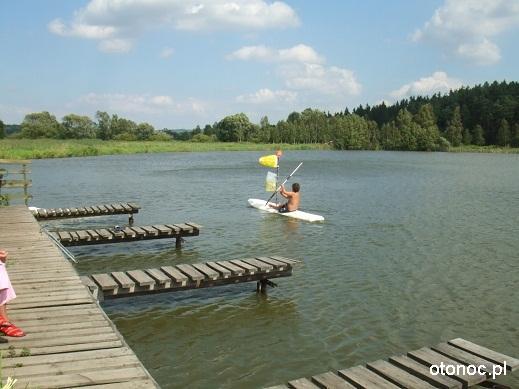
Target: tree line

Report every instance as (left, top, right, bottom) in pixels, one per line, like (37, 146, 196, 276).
(2, 80, 518, 150)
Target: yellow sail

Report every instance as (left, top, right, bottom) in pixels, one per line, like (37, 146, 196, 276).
(259, 155, 278, 168)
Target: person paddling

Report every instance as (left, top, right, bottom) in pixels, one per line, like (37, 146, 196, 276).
(269, 183, 300, 213)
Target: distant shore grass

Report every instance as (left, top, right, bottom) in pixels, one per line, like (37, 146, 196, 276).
(0, 139, 330, 160)
(448, 145, 519, 154)
(1, 139, 519, 160)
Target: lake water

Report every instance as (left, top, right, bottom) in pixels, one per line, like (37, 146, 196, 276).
(30, 150, 518, 388)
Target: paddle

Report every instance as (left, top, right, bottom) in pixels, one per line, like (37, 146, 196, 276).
(265, 162, 303, 206)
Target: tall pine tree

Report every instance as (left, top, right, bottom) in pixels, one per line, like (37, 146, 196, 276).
(472, 124, 485, 146)
(445, 106, 463, 147)
(496, 119, 511, 146)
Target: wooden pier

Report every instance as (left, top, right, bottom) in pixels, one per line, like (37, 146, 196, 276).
(82, 256, 300, 300)
(53, 222, 201, 249)
(268, 338, 518, 389)
(0, 205, 159, 388)
(32, 202, 140, 224)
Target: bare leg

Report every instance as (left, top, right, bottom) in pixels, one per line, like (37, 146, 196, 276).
(0, 304, 8, 320)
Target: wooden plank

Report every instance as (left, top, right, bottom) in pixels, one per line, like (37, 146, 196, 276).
(122, 227, 137, 238)
(127, 202, 140, 211)
(130, 226, 147, 237)
(338, 365, 399, 388)
(77, 230, 91, 241)
(145, 268, 171, 285)
(270, 255, 301, 265)
(176, 264, 205, 281)
(205, 261, 231, 278)
(172, 223, 194, 233)
(127, 270, 156, 287)
(215, 260, 246, 276)
(91, 274, 119, 291)
(241, 257, 273, 272)
(229, 259, 257, 274)
(96, 228, 113, 239)
(86, 229, 101, 240)
(0, 179, 32, 188)
(141, 226, 159, 236)
(311, 372, 355, 388)
(366, 360, 435, 389)
(161, 266, 188, 285)
(111, 272, 136, 289)
(57, 231, 72, 242)
(255, 256, 288, 270)
(165, 224, 181, 234)
(111, 203, 124, 212)
(432, 342, 497, 374)
(448, 338, 519, 371)
(120, 202, 133, 212)
(288, 378, 320, 389)
(186, 222, 202, 230)
(407, 348, 485, 386)
(153, 224, 173, 235)
(192, 263, 220, 280)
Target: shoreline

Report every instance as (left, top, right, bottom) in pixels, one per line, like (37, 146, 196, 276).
(1, 139, 518, 160)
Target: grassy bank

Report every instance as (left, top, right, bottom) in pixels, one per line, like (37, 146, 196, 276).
(448, 145, 519, 153)
(0, 139, 330, 159)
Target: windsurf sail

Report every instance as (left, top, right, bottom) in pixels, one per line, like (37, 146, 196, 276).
(265, 171, 277, 192)
(259, 154, 278, 168)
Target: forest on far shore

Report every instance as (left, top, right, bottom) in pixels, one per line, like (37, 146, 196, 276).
(1, 80, 518, 151)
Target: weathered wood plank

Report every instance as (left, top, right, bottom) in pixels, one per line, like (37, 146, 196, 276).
(127, 270, 155, 286)
(389, 355, 462, 388)
(91, 273, 119, 291)
(111, 271, 136, 289)
(408, 347, 486, 386)
(161, 266, 188, 285)
(288, 378, 320, 389)
(145, 268, 171, 285)
(206, 261, 231, 278)
(338, 365, 399, 388)
(366, 360, 435, 388)
(215, 260, 245, 276)
(192, 263, 220, 280)
(448, 338, 519, 371)
(176, 264, 205, 281)
(311, 372, 355, 388)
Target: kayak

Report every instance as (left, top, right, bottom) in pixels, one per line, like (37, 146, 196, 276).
(248, 198, 324, 222)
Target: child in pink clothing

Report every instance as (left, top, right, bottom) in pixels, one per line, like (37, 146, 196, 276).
(0, 250, 25, 337)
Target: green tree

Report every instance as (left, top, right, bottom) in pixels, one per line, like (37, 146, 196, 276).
(512, 123, 519, 148)
(395, 108, 420, 150)
(135, 122, 155, 140)
(0, 119, 4, 139)
(95, 111, 112, 140)
(472, 124, 485, 146)
(445, 106, 463, 147)
(60, 114, 96, 139)
(215, 113, 253, 142)
(462, 127, 472, 145)
(413, 103, 440, 150)
(20, 111, 61, 138)
(496, 119, 511, 146)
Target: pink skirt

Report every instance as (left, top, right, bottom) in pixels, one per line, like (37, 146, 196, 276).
(0, 264, 16, 305)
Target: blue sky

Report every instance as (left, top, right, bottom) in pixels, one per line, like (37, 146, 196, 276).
(1, 0, 518, 129)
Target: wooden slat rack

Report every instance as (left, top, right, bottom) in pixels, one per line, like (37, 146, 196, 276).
(53, 222, 201, 249)
(82, 256, 300, 300)
(0, 159, 32, 205)
(32, 202, 140, 225)
(267, 338, 518, 389)
(0, 205, 159, 388)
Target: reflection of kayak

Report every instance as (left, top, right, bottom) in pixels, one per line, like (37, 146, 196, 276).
(248, 198, 324, 222)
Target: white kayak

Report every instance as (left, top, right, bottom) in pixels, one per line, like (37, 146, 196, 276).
(248, 198, 324, 222)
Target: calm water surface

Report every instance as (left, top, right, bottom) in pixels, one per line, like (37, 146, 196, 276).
(31, 151, 518, 388)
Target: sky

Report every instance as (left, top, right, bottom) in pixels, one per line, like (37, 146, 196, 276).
(1, 0, 518, 129)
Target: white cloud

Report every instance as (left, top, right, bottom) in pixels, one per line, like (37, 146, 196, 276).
(160, 47, 175, 59)
(279, 63, 361, 96)
(227, 44, 324, 64)
(229, 44, 361, 99)
(236, 88, 297, 104)
(79, 93, 206, 115)
(98, 38, 133, 53)
(48, 0, 299, 53)
(390, 71, 463, 100)
(413, 0, 519, 65)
